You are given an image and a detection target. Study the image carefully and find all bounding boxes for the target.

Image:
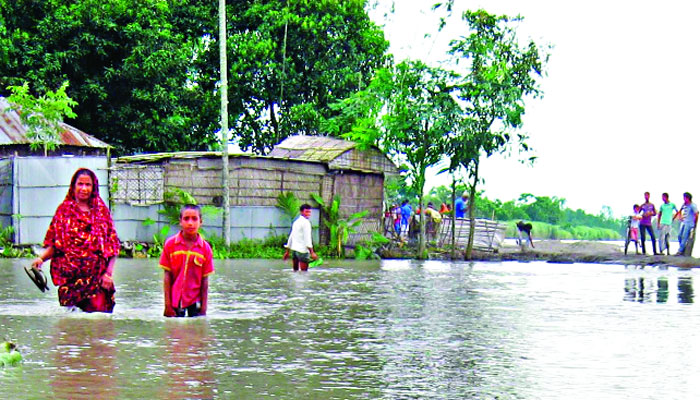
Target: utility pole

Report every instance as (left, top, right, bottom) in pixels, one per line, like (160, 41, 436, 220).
(219, 0, 231, 245)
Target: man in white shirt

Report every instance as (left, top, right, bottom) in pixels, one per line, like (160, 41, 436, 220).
(283, 204, 318, 271)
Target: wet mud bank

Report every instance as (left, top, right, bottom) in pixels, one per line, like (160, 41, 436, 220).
(384, 240, 700, 268)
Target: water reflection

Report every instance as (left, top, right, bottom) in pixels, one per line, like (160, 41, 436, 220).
(624, 275, 694, 304)
(159, 320, 216, 400)
(657, 277, 669, 303)
(678, 276, 694, 304)
(49, 317, 118, 400)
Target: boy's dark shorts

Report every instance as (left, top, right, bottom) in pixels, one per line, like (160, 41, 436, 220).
(174, 302, 201, 317)
(292, 250, 312, 264)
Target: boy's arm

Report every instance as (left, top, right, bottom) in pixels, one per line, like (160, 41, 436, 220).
(163, 271, 175, 317)
(200, 276, 209, 316)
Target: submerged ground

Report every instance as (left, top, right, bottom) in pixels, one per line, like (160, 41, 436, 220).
(479, 240, 700, 268)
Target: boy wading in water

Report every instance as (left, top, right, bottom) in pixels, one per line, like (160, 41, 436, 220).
(160, 204, 214, 317)
(283, 204, 318, 271)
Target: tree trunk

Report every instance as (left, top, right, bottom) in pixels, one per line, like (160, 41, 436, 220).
(465, 160, 479, 260)
(450, 177, 456, 259)
(418, 194, 426, 259)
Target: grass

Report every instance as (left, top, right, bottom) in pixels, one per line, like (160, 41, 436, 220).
(505, 220, 622, 241)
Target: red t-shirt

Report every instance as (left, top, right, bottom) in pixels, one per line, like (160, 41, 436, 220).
(159, 232, 214, 309)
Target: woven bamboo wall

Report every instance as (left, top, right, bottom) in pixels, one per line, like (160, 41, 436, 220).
(330, 172, 384, 244)
(112, 156, 386, 246)
(161, 157, 327, 206)
(329, 147, 397, 175)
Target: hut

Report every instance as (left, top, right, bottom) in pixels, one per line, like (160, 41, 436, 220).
(269, 136, 398, 244)
(0, 96, 111, 244)
(112, 136, 398, 245)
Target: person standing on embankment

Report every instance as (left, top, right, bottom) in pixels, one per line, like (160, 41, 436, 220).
(639, 191, 658, 255)
(657, 193, 678, 256)
(676, 192, 698, 256)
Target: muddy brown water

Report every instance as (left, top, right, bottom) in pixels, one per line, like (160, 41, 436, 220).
(1, 258, 699, 399)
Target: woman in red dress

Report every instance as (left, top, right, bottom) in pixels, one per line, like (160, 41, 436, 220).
(31, 168, 121, 313)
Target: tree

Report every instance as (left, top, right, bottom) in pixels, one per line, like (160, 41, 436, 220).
(0, 0, 222, 155)
(518, 193, 565, 224)
(447, 9, 549, 259)
(227, 0, 389, 153)
(340, 60, 462, 257)
(6, 81, 77, 155)
(0, 1, 388, 155)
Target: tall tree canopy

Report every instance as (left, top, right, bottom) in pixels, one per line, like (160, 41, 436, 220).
(227, 0, 389, 153)
(0, 0, 389, 155)
(447, 9, 548, 258)
(1, 0, 220, 155)
(336, 60, 462, 256)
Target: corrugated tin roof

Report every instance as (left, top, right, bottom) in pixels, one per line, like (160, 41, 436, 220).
(267, 135, 357, 162)
(0, 96, 110, 148)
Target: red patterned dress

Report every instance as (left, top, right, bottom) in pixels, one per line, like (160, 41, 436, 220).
(43, 194, 120, 312)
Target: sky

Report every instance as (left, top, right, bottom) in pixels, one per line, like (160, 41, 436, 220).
(369, 0, 700, 218)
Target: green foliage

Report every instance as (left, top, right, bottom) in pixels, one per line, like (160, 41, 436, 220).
(276, 192, 301, 224)
(333, 60, 461, 256)
(354, 232, 390, 260)
(505, 220, 621, 241)
(424, 183, 626, 237)
(160, 188, 197, 225)
(0, 0, 389, 155)
(0, 341, 22, 367)
(382, 174, 419, 208)
(138, 188, 220, 257)
(517, 193, 565, 225)
(0, 224, 32, 258)
(160, 188, 220, 228)
(228, 0, 389, 153)
(311, 193, 368, 258)
(206, 234, 287, 259)
(148, 225, 171, 258)
(6, 81, 77, 155)
(441, 9, 548, 258)
(0, 0, 221, 155)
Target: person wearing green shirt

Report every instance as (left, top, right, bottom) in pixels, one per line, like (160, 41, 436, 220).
(657, 193, 678, 255)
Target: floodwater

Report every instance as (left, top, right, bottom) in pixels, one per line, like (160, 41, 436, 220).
(1, 258, 699, 400)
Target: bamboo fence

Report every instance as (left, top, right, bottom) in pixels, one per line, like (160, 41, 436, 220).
(436, 218, 507, 253)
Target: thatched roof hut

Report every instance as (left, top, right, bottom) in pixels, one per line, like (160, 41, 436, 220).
(112, 135, 398, 244)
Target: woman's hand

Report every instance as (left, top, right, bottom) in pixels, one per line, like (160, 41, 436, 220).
(31, 257, 44, 270)
(100, 273, 114, 290)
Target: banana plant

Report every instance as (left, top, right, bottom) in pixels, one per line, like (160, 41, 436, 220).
(276, 192, 301, 225)
(311, 193, 368, 258)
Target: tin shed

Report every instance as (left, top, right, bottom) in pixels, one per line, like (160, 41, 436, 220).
(0, 97, 112, 244)
(0, 96, 110, 157)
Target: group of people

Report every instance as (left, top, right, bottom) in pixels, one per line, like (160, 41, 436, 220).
(29, 168, 213, 317)
(628, 191, 698, 256)
(385, 193, 471, 242)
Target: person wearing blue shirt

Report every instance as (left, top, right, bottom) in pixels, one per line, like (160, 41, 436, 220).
(455, 192, 468, 218)
(400, 200, 412, 238)
(677, 192, 698, 256)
